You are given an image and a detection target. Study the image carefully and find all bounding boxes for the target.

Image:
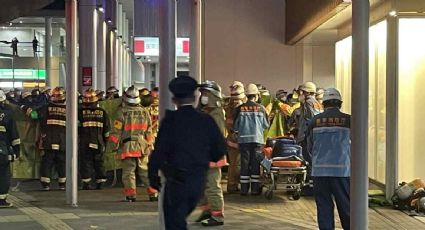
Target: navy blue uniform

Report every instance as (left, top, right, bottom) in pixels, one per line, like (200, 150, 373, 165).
(307, 107, 351, 230)
(148, 105, 226, 230)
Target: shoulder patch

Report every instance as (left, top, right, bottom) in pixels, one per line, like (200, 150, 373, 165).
(114, 120, 123, 129)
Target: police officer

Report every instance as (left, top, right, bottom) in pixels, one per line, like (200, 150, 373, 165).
(148, 76, 227, 230)
(306, 88, 350, 230)
(108, 85, 158, 202)
(234, 83, 269, 196)
(296, 82, 323, 195)
(225, 81, 246, 193)
(21, 87, 67, 191)
(0, 90, 20, 208)
(79, 88, 110, 190)
(196, 81, 226, 226)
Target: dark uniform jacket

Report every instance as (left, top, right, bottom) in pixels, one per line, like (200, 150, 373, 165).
(148, 105, 227, 186)
(78, 105, 110, 151)
(33, 103, 66, 151)
(0, 104, 20, 161)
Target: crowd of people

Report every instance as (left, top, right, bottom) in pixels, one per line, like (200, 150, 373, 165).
(0, 77, 351, 230)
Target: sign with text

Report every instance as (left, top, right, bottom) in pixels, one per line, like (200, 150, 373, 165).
(82, 67, 93, 86)
(133, 37, 190, 57)
(0, 69, 46, 80)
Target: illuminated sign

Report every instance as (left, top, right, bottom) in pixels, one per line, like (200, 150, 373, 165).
(0, 69, 46, 80)
(134, 37, 190, 57)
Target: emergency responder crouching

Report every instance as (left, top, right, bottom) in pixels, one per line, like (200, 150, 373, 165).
(225, 81, 246, 193)
(79, 88, 110, 190)
(296, 82, 323, 195)
(306, 88, 350, 230)
(107, 85, 158, 202)
(196, 81, 227, 226)
(234, 84, 269, 196)
(0, 90, 20, 208)
(148, 76, 227, 229)
(21, 87, 67, 191)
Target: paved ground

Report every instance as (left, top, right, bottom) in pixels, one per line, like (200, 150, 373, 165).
(1, 180, 425, 230)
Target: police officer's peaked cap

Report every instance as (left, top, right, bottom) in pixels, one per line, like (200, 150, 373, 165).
(169, 75, 199, 99)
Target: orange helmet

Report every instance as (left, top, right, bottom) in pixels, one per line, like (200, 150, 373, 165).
(82, 88, 99, 104)
(50, 87, 66, 102)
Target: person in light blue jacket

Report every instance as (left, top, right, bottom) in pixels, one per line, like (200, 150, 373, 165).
(306, 88, 351, 230)
(233, 83, 269, 196)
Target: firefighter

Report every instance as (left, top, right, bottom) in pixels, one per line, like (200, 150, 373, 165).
(107, 85, 158, 202)
(148, 76, 226, 229)
(225, 81, 246, 193)
(0, 89, 20, 208)
(139, 88, 153, 108)
(21, 87, 67, 191)
(306, 88, 350, 230)
(296, 82, 323, 195)
(79, 88, 110, 190)
(149, 88, 160, 139)
(95, 90, 105, 101)
(106, 86, 120, 99)
(234, 84, 269, 196)
(196, 81, 227, 226)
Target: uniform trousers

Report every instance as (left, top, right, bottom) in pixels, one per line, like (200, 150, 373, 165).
(122, 155, 152, 197)
(313, 177, 350, 230)
(238, 143, 262, 194)
(80, 147, 106, 183)
(226, 147, 240, 192)
(199, 167, 224, 217)
(0, 155, 10, 199)
(40, 150, 66, 184)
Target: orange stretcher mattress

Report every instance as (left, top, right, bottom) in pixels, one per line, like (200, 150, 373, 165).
(272, 161, 302, 167)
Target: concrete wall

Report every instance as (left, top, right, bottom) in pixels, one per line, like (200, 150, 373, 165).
(204, 0, 335, 96)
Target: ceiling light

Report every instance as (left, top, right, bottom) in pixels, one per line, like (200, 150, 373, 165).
(389, 10, 397, 17)
(19, 20, 23, 24)
(147, 59, 152, 62)
(9, 22, 12, 26)
(106, 18, 112, 24)
(98, 7, 104, 13)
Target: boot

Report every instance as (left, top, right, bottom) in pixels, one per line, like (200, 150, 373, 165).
(40, 181, 50, 191)
(125, 196, 136, 202)
(201, 215, 224, 227)
(149, 193, 158, 202)
(82, 182, 91, 190)
(96, 182, 103, 190)
(0, 199, 13, 208)
(58, 182, 66, 191)
(195, 211, 211, 223)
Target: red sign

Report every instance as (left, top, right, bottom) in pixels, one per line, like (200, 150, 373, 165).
(82, 67, 92, 86)
(183, 40, 190, 53)
(134, 40, 145, 53)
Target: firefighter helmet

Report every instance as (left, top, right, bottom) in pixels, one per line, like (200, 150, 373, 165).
(323, 88, 342, 102)
(230, 81, 245, 99)
(139, 88, 150, 96)
(246, 83, 259, 96)
(199, 80, 222, 99)
(50, 87, 66, 102)
(82, 88, 99, 104)
(299, 81, 317, 93)
(124, 85, 141, 105)
(106, 86, 119, 98)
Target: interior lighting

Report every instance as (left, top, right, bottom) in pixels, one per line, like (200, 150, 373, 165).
(147, 59, 152, 62)
(389, 10, 397, 17)
(98, 6, 104, 13)
(106, 18, 112, 24)
(19, 20, 23, 24)
(9, 22, 12, 26)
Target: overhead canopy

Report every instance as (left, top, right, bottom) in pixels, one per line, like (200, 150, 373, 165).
(0, 0, 56, 23)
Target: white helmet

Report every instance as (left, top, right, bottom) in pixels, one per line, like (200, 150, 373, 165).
(299, 81, 317, 93)
(245, 83, 259, 96)
(230, 81, 245, 99)
(124, 85, 141, 105)
(323, 88, 342, 102)
(0, 90, 5, 102)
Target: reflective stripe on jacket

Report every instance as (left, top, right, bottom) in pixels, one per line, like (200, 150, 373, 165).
(307, 108, 351, 177)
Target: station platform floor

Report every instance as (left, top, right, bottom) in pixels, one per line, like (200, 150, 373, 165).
(1, 180, 424, 230)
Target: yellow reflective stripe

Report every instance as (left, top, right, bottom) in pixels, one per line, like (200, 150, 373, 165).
(0, 126, 6, 132)
(89, 143, 99, 149)
(47, 119, 66, 126)
(82, 121, 104, 128)
(11, 138, 20, 146)
(52, 144, 60, 150)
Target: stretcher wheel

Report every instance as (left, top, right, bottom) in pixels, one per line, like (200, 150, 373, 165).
(265, 190, 273, 200)
(292, 192, 301, 200)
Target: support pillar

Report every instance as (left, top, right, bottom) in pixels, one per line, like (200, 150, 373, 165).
(97, 11, 107, 91)
(159, 0, 177, 119)
(351, 0, 369, 229)
(45, 17, 52, 87)
(189, 0, 202, 83)
(385, 15, 399, 201)
(78, 0, 97, 92)
(65, 0, 78, 207)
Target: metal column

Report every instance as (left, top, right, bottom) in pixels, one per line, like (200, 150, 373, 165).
(45, 17, 52, 87)
(189, 0, 202, 83)
(159, 0, 177, 119)
(65, 0, 78, 207)
(351, 1, 370, 229)
(385, 16, 399, 201)
(97, 10, 107, 91)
